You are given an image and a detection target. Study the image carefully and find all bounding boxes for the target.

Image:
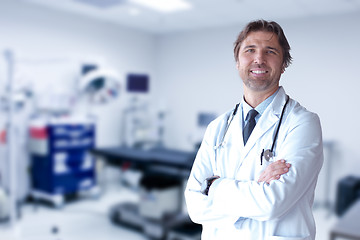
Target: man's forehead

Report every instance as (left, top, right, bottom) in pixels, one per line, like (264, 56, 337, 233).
(242, 31, 280, 46)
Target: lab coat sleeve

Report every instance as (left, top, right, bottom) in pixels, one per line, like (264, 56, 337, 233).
(208, 111, 323, 221)
(184, 119, 240, 227)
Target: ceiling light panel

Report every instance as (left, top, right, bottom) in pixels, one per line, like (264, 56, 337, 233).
(73, 0, 127, 9)
(131, 0, 192, 13)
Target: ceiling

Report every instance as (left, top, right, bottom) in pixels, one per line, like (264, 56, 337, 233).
(21, 0, 360, 34)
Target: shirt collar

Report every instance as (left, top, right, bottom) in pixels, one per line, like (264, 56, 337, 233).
(242, 87, 280, 121)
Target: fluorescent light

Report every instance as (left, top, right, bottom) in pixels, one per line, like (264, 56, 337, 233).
(131, 0, 192, 13)
(74, 0, 126, 9)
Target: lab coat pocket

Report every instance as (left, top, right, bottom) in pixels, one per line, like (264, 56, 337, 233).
(268, 235, 311, 240)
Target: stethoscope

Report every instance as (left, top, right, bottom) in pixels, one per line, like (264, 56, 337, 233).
(214, 96, 290, 165)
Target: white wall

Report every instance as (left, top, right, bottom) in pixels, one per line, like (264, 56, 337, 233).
(0, 0, 157, 147)
(155, 12, 360, 203)
(155, 27, 241, 150)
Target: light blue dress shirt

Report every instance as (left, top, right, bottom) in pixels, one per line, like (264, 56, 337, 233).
(242, 87, 280, 129)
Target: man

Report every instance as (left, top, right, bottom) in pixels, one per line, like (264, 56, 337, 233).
(184, 20, 323, 240)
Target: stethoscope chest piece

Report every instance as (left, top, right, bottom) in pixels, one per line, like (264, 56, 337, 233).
(263, 149, 273, 161)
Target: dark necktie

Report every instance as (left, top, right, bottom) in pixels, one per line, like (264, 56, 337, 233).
(243, 109, 258, 145)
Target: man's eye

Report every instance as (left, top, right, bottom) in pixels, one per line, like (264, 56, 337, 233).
(246, 49, 255, 53)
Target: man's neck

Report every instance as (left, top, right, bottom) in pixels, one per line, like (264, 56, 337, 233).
(243, 87, 279, 108)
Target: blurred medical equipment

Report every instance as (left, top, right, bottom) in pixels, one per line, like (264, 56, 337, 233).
(1, 50, 124, 210)
(313, 140, 336, 215)
(123, 73, 149, 148)
(1, 52, 83, 220)
(0, 108, 10, 219)
(78, 64, 122, 105)
(191, 112, 217, 150)
(126, 73, 149, 93)
(0, 185, 9, 221)
(335, 175, 360, 217)
(29, 116, 97, 207)
(28, 62, 124, 207)
(2, 49, 21, 226)
(331, 199, 360, 240)
(140, 175, 181, 219)
(198, 112, 217, 128)
(167, 221, 202, 240)
(121, 73, 162, 149)
(91, 146, 200, 239)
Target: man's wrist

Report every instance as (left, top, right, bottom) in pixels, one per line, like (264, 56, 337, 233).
(201, 176, 220, 195)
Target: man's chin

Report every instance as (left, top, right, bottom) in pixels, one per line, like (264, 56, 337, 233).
(244, 81, 270, 92)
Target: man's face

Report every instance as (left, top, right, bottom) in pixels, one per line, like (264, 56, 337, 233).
(236, 31, 284, 93)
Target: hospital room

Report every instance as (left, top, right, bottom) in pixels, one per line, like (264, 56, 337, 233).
(0, 0, 360, 239)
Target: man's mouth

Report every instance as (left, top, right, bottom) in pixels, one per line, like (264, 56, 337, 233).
(250, 70, 268, 74)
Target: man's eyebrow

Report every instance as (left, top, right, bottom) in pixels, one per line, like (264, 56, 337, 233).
(243, 45, 256, 49)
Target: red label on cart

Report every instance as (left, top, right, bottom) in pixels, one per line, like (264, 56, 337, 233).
(30, 127, 48, 139)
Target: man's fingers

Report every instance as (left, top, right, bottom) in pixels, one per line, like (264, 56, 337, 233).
(258, 175, 265, 182)
(269, 161, 291, 172)
(272, 166, 290, 176)
(258, 159, 291, 183)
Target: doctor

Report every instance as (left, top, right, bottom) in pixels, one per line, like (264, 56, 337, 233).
(184, 20, 323, 240)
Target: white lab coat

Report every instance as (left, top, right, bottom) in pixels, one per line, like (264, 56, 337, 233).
(184, 87, 323, 240)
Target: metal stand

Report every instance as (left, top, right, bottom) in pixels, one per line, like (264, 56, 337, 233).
(4, 49, 17, 227)
(313, 141, 335, 215)
(31, 185, 100, 208)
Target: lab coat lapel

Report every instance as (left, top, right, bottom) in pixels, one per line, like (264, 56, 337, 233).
(242, 88, 288, 160)
(218, 104, 245, 177)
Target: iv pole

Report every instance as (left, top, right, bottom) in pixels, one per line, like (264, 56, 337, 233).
(4, 49, 17, 227)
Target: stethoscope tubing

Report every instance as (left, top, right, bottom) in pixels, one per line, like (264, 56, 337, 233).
(213, 103, 239, 149)
(270, 95, 289, 153)
(214, 95, 289, 153)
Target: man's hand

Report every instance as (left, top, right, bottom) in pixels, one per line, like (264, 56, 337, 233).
(258, 159, 291, 184)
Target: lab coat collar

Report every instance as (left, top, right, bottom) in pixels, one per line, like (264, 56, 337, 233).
(269, 86, 288, 116)
(241, 86, 288, 159)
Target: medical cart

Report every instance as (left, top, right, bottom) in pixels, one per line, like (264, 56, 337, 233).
(29, 117, 98, 207)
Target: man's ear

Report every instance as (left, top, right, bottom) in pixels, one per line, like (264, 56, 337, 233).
(236, 61, 240, 70)
(281, 64, 286, 74)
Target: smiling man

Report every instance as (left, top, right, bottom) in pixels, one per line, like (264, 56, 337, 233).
(185, 20, 323, 240)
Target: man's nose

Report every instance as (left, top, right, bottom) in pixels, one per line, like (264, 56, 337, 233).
(254, 52, 266, 64)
